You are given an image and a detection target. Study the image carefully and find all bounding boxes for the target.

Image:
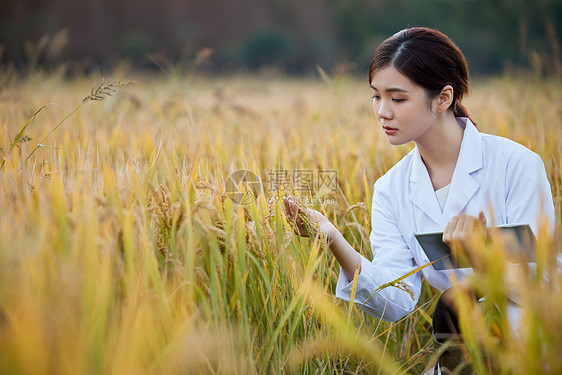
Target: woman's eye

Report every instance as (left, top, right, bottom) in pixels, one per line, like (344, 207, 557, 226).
(392, 98, 405, 103)
(372, 94, 380, 100)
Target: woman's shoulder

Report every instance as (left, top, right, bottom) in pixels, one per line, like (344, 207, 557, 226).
(480, 132, 541, 164)
(462, 117, 539, 163)
(374, 148, 417, 190)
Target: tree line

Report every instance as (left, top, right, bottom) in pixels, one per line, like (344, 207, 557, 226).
(1, 0, 561, 75)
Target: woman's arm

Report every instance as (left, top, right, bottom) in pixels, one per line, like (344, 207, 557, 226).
(504, 151, 555, 236)
(325, 226, 362, 281)
(284, 182, 423, 322)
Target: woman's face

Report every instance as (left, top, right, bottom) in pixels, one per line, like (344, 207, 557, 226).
(370, 66, 439, 146)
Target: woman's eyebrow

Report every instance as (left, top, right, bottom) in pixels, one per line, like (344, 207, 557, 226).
(370, 84, 408, 93)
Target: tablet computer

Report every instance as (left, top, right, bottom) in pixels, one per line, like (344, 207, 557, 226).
(415, 224, 536, 270)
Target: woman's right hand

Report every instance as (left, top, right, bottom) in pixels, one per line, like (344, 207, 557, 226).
(284, 196, 362, 281)
(283, 196, 335, 240)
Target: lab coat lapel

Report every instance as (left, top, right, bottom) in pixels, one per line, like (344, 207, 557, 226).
(441, 119, 483, 226)
(409, 146, 442, 226)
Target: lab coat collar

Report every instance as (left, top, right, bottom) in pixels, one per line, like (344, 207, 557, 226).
(409, 117, 482, 226)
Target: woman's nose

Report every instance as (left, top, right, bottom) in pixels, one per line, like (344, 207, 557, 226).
(376, 100, 392, 120)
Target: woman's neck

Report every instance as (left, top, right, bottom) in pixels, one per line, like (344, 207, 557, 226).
(416, 114, 464, 190)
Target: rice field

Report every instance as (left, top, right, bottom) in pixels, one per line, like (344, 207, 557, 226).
(0, 68, 561, 374)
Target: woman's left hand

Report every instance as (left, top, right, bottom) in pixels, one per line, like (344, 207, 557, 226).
(443, 211, 487, 269)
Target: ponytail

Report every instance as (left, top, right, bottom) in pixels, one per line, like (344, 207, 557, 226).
(453, 100, 477, 128)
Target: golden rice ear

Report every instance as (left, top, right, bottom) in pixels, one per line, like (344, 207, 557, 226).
(83, 79, 137, 103)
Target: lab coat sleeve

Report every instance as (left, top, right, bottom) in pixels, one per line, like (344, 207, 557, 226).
(336, 179, 422, 322)
(502, 150, 558, 308)
(505, 150, 555, 236)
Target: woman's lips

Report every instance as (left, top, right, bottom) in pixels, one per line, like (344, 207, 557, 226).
(383, 126, 398, 135)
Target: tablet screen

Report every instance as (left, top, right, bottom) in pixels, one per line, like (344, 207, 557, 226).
(415, 224, 535, 270)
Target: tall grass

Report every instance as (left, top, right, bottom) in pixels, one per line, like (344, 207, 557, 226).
(0, 71, 560, 374)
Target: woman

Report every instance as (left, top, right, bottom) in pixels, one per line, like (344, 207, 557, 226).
(284, 27, 555, 372)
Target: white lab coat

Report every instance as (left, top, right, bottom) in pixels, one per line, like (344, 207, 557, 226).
(336, 117, 555, 322)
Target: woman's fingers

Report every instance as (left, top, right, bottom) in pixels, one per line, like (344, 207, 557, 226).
(443, 215, 459, 243)
(443, 213, 483, 244)
(460, 215, 475, 235)
(478, 210, 487, 227)
(443, 222, 451, 243)
(283, 196, 298, 218)
(283, 196, 336, 239)
(283, 196, 310, 237)
(283, 197, 289, 214)
(442, 212, 489, 269)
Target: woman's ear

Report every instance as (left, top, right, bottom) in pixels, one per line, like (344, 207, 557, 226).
(435, 85, 454, 113)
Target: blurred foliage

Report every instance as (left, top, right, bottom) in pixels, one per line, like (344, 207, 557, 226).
(0, 0, 561, 75)
(119, 30, 156, 61)
(223, 28, 297, 69)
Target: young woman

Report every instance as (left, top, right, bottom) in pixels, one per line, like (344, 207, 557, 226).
(284, 27, 555, 372)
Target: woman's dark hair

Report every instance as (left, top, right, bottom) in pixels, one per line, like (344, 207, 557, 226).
(369, 27, 474, 123)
